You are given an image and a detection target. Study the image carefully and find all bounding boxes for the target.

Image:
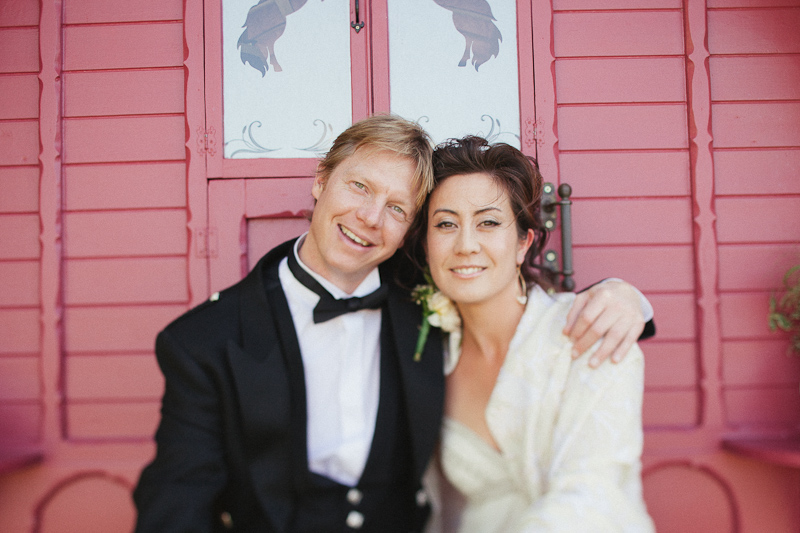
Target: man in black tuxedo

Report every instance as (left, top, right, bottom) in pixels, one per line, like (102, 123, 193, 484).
(133, 115, 653, 532)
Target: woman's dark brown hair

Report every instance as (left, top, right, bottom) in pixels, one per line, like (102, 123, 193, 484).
(404, 135, 550, 287)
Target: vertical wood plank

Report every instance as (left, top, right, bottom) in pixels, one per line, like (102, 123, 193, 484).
(38, 0, 64, 452)
(185, 0, 209, 305)
(686, 0, 725, 431)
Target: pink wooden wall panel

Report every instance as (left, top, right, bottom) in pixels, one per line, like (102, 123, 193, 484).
(708, 0, 800, 466)
(0, 2, 44, 479)
(64, 257, 188, 304)
(247, 219, 311, 272)
(0, 214, 40, 259)
(643, 342, 698, 388)
(63, 23, 183, 70)
(0, 121, 39, 165)
(0, 1, 39, 26)
(720, 293, 779, 338)
(0, 309, 40, 354)
(208, 179, 246, 292)
(244, 178, 316, 216)
(0, 261, 40, 306)
(719, 244, 800, 290)
(557, 105, 689, 151)
(64, 69, 185, 117)
(64, 0, 182, 24)
(63, 210, 186, 257)
(64, 305, 186, 353)
(708, 9, 800, 54)
(724, 388, 800, 427)
(65, 162, 186, 210)
(0, 28, 39, 73)
(559, 151, 691, 198)
(63, 116, 185, 164)
(573, 245, 695, 292)
(554, 0, 682, 8)
(643, 391, 699, 427)
(556, 58, 686, 104)
(723, 340, 800, 386)
(647, 295, 697, 340)
(709, 0, 800, 6)
(0, 404, 41, 443)
(209, 178, 316, 292)
(713, 102, 800, 148)
(714, 149, 800, 195)
(67, 355, 163, 400)
(710, 56, 800, 101)
(0, 357, 40, 400)
(553, 11, 685, 57)
(716, 197, 800, 243)
(0, 75, 38, 119)
(573, 199, 692, 245)
(55, 0, 190, 470)
(0, 167, 39, 212)
(67, 403, 160, 440)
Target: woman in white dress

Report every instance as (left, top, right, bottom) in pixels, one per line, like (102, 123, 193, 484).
(408, 137, 655, 532)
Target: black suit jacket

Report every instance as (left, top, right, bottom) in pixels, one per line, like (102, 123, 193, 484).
(133, 240, 445, 532)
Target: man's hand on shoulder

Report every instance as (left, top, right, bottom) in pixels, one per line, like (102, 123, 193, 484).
(563, 280, 646, 368)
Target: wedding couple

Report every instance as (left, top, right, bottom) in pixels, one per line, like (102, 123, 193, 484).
(134, 115, 655, 532)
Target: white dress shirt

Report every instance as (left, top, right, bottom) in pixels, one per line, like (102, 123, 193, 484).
(278, 236, 382, 487)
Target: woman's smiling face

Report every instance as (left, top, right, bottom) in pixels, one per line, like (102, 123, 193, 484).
(426, 172, 532, 308)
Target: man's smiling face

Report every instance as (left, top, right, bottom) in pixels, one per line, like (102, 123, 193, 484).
(299, 148, 418, 293)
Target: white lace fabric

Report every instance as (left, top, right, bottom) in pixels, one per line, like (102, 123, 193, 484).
(430, 286, 655, 533)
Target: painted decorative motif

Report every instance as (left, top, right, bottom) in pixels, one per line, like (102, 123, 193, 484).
(389, 0, 520, 146)
(226, 119, 334, 157)
(223, 0, 518, 158)
(237, 0, 316, 76)
(223, 0, 351, 159)
(433, 0, 502, 70)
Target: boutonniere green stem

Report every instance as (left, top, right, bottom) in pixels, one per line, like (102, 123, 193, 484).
(412, 272, 460, 361)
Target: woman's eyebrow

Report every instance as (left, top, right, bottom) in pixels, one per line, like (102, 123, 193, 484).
(432, 205, 501, 216)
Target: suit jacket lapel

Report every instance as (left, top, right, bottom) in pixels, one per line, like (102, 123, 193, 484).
(226, 239, 306, 532)
(385, 271, 445, 482)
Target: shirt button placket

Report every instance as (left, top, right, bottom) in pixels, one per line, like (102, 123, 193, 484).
(347, 488, 363, 505)
(346, 510, 365, 529)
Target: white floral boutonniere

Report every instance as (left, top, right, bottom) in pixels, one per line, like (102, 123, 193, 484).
(411, 273, 461, 362)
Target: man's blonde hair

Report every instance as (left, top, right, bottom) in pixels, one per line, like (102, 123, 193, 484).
(317, 115, 434, 210)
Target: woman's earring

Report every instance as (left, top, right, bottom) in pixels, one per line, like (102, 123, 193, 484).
(517, 266, 528, 305)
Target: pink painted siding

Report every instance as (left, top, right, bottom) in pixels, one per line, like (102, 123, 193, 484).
(1, 0, 799, 531)
(553, 1, 800, 531)
(709, 0, 800, 451)
(0, 0, 43, 462)
(60, 0, 187, 485)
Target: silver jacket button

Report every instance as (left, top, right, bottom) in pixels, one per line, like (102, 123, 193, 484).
(346, 488, 363, 505)
(346, 510, 365, 529)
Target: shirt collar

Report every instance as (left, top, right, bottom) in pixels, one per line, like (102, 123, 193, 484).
(293, 233, 382, 299)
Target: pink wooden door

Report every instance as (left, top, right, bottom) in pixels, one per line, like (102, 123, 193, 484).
(200, 0, 540, 292)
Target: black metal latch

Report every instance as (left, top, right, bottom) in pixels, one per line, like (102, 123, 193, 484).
(539, 182, 574, 291)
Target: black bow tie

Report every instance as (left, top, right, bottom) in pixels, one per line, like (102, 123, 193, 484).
(287, 250, 388, 323)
